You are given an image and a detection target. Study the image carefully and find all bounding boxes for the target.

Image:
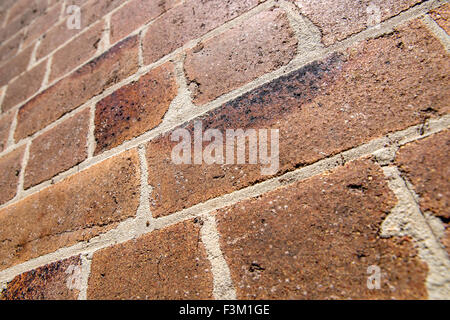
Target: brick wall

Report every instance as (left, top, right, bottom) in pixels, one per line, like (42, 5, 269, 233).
(0, 0, 449, 300)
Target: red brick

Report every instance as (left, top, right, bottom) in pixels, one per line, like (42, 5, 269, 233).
(0, 256, 81, 300)
(0, 45, 33, 87)
(0, 31, 23, 64)
(94, 62, 178, 155)
(184, 8, 297, 105)
(0, 146, 25, 205)
(22, 2, 63, 48)
(7, 0, 47, 24)
(429, 3, 450, 35)
(2, 60, 46, 112)
(0, 149, 141, 271)
(142, 0, 262, 65)
(15, 35, 139, 141)
(146, 19, 449, 217)
(24, 108, 89, 189)
(87, 220, 214, 300)
(36, 0, 123, 60)
(215, 159, 428, 299)
(291, 0, 422, 46)
(110, 0, 181, 45)
(49, 20, 103, 82)
(0, 111, 14, 152)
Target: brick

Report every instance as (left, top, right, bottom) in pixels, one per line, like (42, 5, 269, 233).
(145, 19, 449, 217)
(184, 8, 297, 105)
(7, 0, 47, 25)
(0, 256, 81, 300)
(87, 220, 214, 300)
(291, 0, 422, 46)
(0, 149, 141, 271)
(22, 2, 63, 48)
(0, 45, 33, 87)
(0, 146, 25, 205)
(0, 111, 14, 152)
(143, 0, 262, 65)
(215, 159, 428, 299)
(16, 35, 139, 141)
(395, 130, 450, 254)
(94, 62, 178, 155)
(36, 0, 122, 60)
(2, 59, 46, 112)
(49, 20, 104, 82)
(24, 109, 89, 189)
(429, 3, 450, 35)
(110, 0, 181, 45)
(0, 31, 23, 64)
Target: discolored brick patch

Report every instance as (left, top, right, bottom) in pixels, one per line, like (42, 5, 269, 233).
(0, 149, 140, 271)
(94, 62, 178, 155)
(291, 0, 422, 46)
(24, 108, 90, 189)
(146, 19, 449, 217)
(215, 159, 428, 299)
(87, 220, 214, 300)
(184, 8, 297, 105)
(15, 35, 139, 141)
(0, 146, 25, 205)
(429, 3, 450, 35)
(396, 130, 450, 254)
(0, 256, 82, 300)
(142, 0, 262, 64)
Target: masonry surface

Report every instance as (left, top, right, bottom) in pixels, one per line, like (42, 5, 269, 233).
(0, 0, 449, 300)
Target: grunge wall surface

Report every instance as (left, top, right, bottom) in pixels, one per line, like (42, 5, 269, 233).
(0, 0, 449, 299)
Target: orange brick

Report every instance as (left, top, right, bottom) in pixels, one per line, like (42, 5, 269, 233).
(24, 108, 90, 189)
(215, 159, 428, 299)
(0, 149, 141, 271)
(0, 146, 25, 205)
(430, 3, 450, 35)
(87, 220, 214, 300)
(142, 0, 262, 64)
(15, 35, 139, 141)
(94, 62, 178, 154)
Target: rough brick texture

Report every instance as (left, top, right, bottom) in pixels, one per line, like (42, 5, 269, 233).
(87, 220, 214, 300)
(0, 256, 82, 300)
(25, 109, 90, 189)
(94, 62, 178, 154)
(146, 20, 449, 217)
(16, 36, 139, 141)
(0, 149, 140, 271)
(396, 130, 450, 254)
(430, 3, 450, 34)
(184, 8, 297, 105)
(0, 111, 14, 152)
(0, 146, 25, 205)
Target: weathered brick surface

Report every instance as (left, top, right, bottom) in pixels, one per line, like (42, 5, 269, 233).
(0, 111, 14, 152)
(142, 0, 262, 64)
(0, 256, 81, 300)
(36, 0, 123, 60)
(0, 31, 23, 64)
(0, 149, 140, 271)
(146, 19, 449, 217)
(94, 62, 178, 155)
(0, 146, 25, 205)
(7, 0, 47, 25)
(0, 45, 33, 87)
(215, 159, 428, 299)
(395, 130, 450, 255)
(291, 0, 422, 46)
(2, 60, 46, 112)
(16, 35, 139, 141)
(184, 8, 297, 105)
(25, 109, 90, 189)
(430, 3, 450, 35)
(87, 220, 214, 300)
(22, 2, 63, 48)
(110, 0, 180, 45)
(49, 21, 104, 82)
